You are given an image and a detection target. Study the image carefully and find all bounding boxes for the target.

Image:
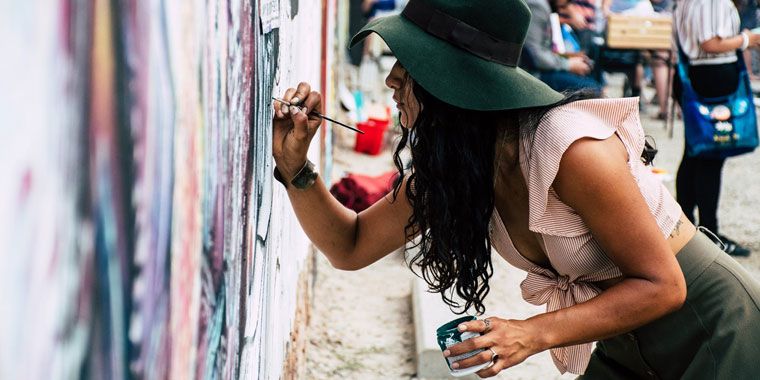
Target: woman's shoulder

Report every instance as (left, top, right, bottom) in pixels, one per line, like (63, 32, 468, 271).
(519, 97, 645, 237)
(531, 97, 641, 147)
(544, 96, 639, 122)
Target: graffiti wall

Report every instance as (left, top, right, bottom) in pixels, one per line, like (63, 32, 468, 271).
(0, 0, 333, 379)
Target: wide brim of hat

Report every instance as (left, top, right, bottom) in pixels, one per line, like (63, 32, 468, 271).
(350, 14, 565, 111)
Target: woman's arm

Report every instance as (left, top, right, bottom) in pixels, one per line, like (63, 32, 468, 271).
(694, 0, 760, 55)
(700, 30, 756, 54)
(445, 135, 687, 376)
(526, 135, 687, 348)
(273, 83, 412, 270)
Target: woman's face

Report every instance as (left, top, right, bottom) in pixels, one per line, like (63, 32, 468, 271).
(385, 60, 420, 128)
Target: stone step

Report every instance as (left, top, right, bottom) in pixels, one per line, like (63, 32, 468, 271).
(412, 276, 479, 379)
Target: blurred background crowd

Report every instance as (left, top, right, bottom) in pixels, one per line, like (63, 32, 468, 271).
(342, 0, 760, 256)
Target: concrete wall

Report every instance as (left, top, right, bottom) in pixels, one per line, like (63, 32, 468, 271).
(0, 0, 331, 379)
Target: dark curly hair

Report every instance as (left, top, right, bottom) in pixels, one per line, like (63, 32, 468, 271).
(391, 78, 600, 314)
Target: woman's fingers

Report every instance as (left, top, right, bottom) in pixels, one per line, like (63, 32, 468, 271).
(278, 83, 316, 118)
(279, 87, 297, 116)
(444, 317, 533, 378)
(273, 83, 321, 155)
(444, 335, 490, 357)
(289, 82, 312, 107)
(450, 349, 492, 370)
(476, 359, 505, 378)
(302, 91, 322, 115)
(289, 105, 310, 141)
(303, 91, 323, 132)
(274, 89, 290, 119)
(457, 318, 493, 334)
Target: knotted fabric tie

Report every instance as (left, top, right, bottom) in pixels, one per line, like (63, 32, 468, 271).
(521, 269, 602, 374)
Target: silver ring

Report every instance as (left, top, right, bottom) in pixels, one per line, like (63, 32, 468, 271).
(483, 318, 492, 333)
(488, 347, 499, 363)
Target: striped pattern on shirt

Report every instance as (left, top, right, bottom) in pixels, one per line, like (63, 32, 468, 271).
(489, 97, 683, 375)
(673, 0, 740, 65)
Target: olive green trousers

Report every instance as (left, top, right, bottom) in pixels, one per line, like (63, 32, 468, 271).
(579, 230, 760, 380)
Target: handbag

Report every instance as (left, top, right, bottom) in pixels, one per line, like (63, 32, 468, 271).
(676, 44, 759, 158)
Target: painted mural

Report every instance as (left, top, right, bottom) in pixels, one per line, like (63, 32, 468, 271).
(0, 0, 332, 379)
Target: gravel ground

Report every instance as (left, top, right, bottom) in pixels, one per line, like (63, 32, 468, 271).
(304, 77, 760, 379)
(304, 134, 418, 380)
(305, 250, 417, 379)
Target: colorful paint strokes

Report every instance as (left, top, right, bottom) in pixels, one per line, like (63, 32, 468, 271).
(0, 0, 331, 379)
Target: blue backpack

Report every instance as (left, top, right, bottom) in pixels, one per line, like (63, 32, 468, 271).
(676, 46, 759, 158)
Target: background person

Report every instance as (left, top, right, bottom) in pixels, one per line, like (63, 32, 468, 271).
(673, 0, 760, 256)
(523, 0, 604, 94)
(648, 0, 675, 119)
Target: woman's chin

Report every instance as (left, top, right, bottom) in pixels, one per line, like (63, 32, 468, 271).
(399, 112, 410, 129)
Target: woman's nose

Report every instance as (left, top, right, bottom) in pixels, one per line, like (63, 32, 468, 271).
(385, 72, 399, 90)
(385, 60, 403, 90)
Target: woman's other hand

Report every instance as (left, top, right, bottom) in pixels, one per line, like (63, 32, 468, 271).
(272, 82, 323, 180)
(443, 317, 543, 378)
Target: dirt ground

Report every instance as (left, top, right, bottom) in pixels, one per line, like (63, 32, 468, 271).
(304, 78, 760, 379)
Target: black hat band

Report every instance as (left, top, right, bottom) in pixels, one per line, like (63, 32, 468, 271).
(401, 0, 522, 67)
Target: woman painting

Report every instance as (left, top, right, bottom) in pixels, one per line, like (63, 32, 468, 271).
(272, 0, 760, 377)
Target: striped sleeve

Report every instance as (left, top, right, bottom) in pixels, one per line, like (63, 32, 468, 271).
(696, 0, 739, 43)
(522, 98, 641, 237)
(674, 0, 739, 65)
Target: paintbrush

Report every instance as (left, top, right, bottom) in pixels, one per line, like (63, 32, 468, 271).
(272, 97, 365, 134)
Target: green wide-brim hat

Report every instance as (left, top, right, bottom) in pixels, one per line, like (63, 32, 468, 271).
(350, 0, 565, 111)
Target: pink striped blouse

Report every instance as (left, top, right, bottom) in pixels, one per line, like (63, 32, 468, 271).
(489, 97, 682, 375)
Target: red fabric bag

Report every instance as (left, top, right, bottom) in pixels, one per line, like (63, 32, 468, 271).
(329, 171, 398, 212)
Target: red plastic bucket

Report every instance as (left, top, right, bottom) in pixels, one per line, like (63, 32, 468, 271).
(354, 118, 390, 155)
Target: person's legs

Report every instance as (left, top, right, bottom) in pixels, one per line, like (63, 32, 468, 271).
(681, 62, 750, 255)
(676, 152, 727, 236)
(692, 156, 726, 233)
(678, 65, 731, 229)
(633, 63, 643, 98)
(652, 50, 671, 118)
(677, 152, 749, 256)
(679, 62, 736, 229)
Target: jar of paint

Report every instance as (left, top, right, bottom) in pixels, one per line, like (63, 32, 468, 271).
(436, 316, 492, 377)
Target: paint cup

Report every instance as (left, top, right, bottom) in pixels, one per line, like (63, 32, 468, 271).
(436, 316, 492, 377)
(354, 117, 390, 155)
